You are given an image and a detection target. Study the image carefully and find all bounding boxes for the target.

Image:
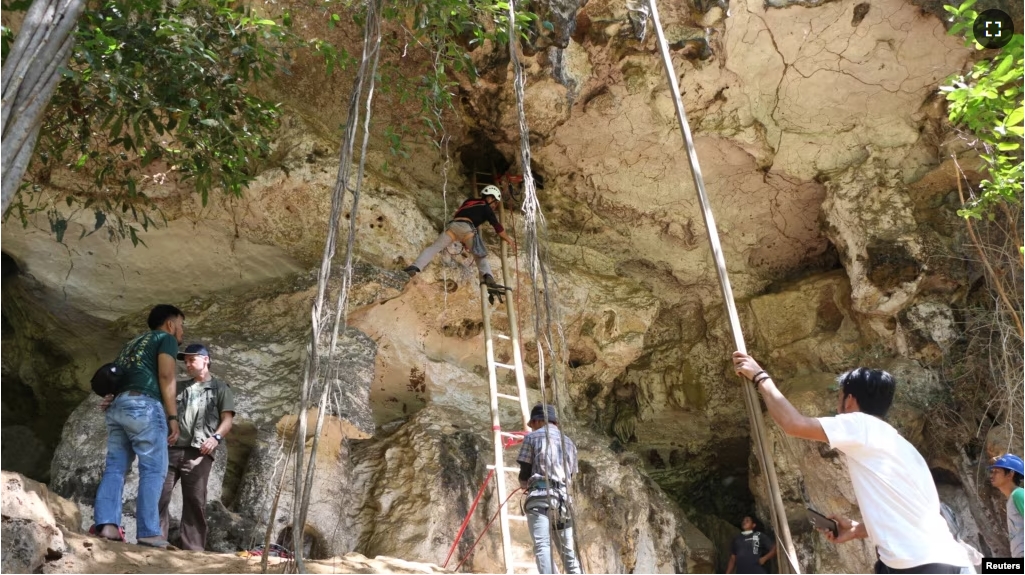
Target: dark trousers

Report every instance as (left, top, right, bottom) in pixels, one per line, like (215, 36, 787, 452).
(874, 560, 962, 574)
(158, 446, 213, 550)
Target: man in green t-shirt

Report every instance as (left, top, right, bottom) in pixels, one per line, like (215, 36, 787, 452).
(158, 343, 235, 551)
(990, 454, 1024, 558)
(93, 305, 184, 548)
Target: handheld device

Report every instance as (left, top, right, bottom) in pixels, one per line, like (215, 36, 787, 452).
(806, 507, 839, 538)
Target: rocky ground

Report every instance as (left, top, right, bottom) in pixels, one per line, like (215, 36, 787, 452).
(2, 470, 446, 574)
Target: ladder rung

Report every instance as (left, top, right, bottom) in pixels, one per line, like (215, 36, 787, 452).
(494, 362, 516, 370)
(508, 515, 528, 522)
(495, 333, 511, 340)
(486, 465, 521, 473)
(496, 392, 520, 401)
(498, 431, 523, 438)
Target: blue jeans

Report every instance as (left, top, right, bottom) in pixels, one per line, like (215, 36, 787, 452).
(526, 498, 582, 574)
(93, 393, 168, 538)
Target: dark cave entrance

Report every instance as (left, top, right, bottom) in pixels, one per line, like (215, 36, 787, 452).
(455, 132, 547, 206)
(457, 132, 512, 193)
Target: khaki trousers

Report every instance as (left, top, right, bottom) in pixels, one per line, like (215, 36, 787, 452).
(158, 446, 213, 550)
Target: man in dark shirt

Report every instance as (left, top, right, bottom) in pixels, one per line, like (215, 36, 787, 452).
(727, 515, 776, 574)
(158, 343, 235, 550)
(404, 185, 516, 288)
(93, 304, 184, 548)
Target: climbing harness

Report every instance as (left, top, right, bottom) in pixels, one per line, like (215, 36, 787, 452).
(643, 0, 800, 571)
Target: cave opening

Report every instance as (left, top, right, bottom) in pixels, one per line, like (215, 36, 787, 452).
(457, 133, 511, 194)
(276, 523, 329, 560)
(455, 133, 548, 212)
(220, 421, 259, 509)
(762, 239, 843, 294)
(2, 251, 21, 278)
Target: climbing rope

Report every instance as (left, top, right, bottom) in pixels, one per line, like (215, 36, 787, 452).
(642, 1, 800, 572)
(443, 431, 526, 569)
(444, 469, 496, 569)
(439, 133, 453, 309)
(454, 486, 526, 572)
(425, 38, 454, 311)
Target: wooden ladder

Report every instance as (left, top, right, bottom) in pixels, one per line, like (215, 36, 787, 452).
(479, 199, 534, 574)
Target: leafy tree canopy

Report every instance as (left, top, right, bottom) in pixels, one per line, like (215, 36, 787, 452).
(942, 0, 1024, 220)
(2, 0, 342, 244)
(1, 0, 532, 244)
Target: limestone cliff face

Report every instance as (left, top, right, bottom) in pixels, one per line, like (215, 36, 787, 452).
(1, 0, 1017, 572)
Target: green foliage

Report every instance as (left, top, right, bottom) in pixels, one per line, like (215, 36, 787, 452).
(373, 0, 537, 149)
(3, 0, 530, 244)
(0, 1, 30, 63)
(941, 0, 1024, 220)
(4, 0, 342, 245)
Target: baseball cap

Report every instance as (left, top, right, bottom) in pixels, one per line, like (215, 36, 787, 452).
(177, 343, 210, 361)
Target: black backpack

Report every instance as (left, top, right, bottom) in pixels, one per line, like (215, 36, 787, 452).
(90, 363, 124, 396)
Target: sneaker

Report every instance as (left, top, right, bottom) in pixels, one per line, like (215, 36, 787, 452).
(482, 274, 499, 288)
(403, 265, 420, 277)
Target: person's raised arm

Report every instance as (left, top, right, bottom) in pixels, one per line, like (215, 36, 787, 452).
(158, 353, 180, 444)
(732, 352, 828, 442)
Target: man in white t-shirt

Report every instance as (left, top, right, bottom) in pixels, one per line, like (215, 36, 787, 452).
(732, 352, 973, 574)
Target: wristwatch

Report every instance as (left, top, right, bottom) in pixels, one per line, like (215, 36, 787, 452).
(167, 414, 178, 422)
(213, 433, 223, 443)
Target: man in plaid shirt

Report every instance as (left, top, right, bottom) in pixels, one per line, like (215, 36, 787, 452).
(517, 404, 582, 574)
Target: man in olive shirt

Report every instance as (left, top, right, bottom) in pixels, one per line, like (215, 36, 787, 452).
(158, 343, 235, 550)
(94, 304, 184, 548)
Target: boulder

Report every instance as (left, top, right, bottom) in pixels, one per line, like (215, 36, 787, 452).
(343, 405, 715, 573)
(1, 471, 76, 573)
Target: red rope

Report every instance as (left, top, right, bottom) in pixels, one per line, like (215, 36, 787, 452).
(453, 486, 525, 572)
(444, 469, 495, 568)
(444, 432, 525, 568)
(503, 430, 527, 448)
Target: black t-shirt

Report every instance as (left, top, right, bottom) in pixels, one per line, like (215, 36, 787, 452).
(453, 198, 504, 233)
(731, 531, 774, 574)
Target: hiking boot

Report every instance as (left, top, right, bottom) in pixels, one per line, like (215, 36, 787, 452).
(403, 265, 420, 277)
(482, 274, 500, 289)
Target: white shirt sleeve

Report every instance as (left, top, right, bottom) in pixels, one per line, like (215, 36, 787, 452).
(817, 413, 870, 453)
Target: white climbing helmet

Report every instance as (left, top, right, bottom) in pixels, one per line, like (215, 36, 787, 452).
(481, 185, 502, 202)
